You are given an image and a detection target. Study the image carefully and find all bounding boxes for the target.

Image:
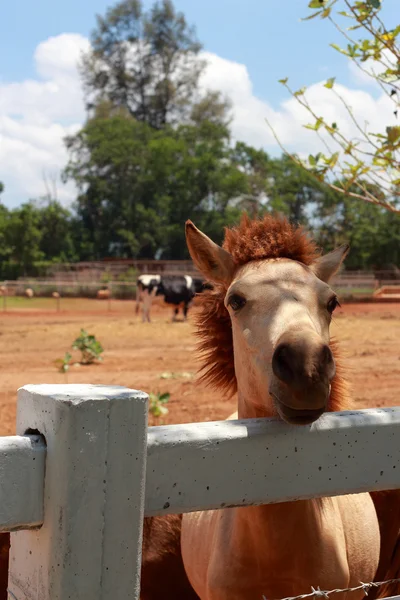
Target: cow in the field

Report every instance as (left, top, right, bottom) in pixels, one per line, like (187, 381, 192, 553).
(136, 274, 205, 322)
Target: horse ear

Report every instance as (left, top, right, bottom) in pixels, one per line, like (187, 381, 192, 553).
(311, 244, 350, 283)
(185, 220, 236, 284)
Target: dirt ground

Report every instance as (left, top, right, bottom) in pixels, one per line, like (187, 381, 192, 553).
(0, 299, 399, 436)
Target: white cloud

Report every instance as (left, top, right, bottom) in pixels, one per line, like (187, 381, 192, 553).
(201, 50, 397, 159)
(0, 34, 87, 207)
(348, 47, 398, 89)
(0, 36, 397, 208)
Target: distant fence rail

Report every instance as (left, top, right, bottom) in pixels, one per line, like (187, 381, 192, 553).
(1, 273, 400, 310)
(11, 258, 400, 284)
(46, 259, 199, 283)
(2, 384, 400, 599)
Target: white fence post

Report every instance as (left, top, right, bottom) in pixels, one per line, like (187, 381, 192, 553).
(8, 384, 148, 600)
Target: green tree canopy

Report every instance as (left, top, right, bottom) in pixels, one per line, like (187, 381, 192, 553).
(81, 0, 230, 129)
(63, 104, 248, 258)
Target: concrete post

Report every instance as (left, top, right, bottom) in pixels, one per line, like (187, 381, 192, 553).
(8, 384, 148, 600)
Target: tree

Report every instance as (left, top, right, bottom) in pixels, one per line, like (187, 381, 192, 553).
(267, 0, 400, 213)
(63, 105, 248, 259)
(81, 0, 230, 129)
(6, 203, 44, 274)
(268, 155, 329, 224)
(313, 183, 400, 269)
(64, 107, 159, 258)
(38, 200, 77, 262)
(229, 142, 271, 217)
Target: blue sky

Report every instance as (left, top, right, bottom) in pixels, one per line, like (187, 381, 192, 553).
(0, 0, 398, 207)
(0, 0, 382, 102)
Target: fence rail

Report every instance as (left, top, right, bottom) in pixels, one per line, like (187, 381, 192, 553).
(1, 384, 400, 598)
(1, 276, 400, 312)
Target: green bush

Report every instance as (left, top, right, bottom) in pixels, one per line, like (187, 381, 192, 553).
(72, 329, 104, 364)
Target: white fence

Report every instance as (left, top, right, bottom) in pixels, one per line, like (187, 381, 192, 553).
(2, 384, 400, 599)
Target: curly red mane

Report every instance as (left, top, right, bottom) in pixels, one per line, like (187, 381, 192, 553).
(195, 213, 350, 412)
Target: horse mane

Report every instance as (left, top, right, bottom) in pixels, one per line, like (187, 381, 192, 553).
(195, 213, 350, 412)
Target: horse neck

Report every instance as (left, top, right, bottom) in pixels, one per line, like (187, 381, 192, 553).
(237, 391, 273, 419)
(235, 385, 326, 555)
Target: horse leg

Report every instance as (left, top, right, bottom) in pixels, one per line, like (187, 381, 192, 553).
(172, 307, 179, 322)
(367, 490, 400, 600)
(141, 515, 199, 600)
(0, 533, 9, 600)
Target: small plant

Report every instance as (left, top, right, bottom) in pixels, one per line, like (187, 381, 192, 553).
(72, 329, 104, 364)
(55, 352, 72, 373)
(149, 392, 170, 417)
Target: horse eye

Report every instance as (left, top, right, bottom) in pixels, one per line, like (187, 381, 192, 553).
(228, 294, 246, 311)
(327, 296, 340, 314)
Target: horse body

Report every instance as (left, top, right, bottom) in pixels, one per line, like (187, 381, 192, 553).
(182, 495, 379, 600)
(181, 215, 382, 600)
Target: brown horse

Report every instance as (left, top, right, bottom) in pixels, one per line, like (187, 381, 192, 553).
(177, 214, 400, 600)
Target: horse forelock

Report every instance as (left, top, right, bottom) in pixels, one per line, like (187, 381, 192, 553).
(194, 213, 351, 412)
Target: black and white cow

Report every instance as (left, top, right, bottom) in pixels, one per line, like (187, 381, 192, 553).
(135, 274, 200, 322)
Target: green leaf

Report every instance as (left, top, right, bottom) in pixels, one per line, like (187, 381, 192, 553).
(301, 10, 324, 21)
(329, 152, 339, 168)
(278, 77, 288, 85)
(386, 126, 400, 144)
(373, 157, 389, 167)
(308, 154, 316, 166)
(330, 43, 348, 56)
(304, 117, 323, 131)
(344, 144, 352, 155)
(308, 0, 326, 7)
(321, 7, 331, 18)
(367, 0, 381, 8)
(324, 77, 336, 89)
(380, 71, 400, 83)
(294, 87, 306, 97)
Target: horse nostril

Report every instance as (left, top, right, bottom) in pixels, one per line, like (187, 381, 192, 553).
(272, 343, 295, 383)
(320, 344, 336, 379)
(321, 345, 333, 366)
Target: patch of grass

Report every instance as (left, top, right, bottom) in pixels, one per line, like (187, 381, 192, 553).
(149, 392, 170, 417)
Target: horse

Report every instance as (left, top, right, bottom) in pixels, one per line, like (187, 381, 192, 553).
(175, 213, 400, 600)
